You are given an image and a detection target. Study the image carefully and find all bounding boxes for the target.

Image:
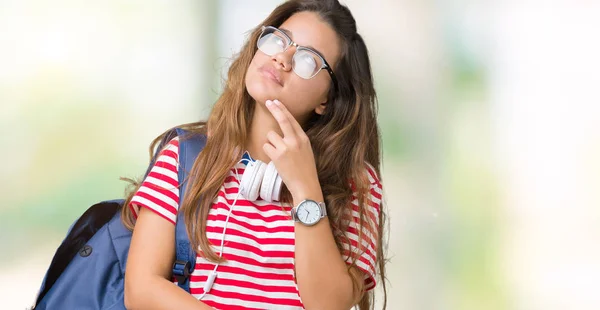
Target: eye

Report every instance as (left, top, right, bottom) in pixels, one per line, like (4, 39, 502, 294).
(258, 33, 287, 55)
(299, 53, 316, 66)
(293, 50, 320, 79)
(274, 36, 286, 48)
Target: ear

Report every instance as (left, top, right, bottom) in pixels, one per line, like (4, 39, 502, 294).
(314, 101, 327, 115)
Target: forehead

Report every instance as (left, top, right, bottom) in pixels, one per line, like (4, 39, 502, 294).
(279, 11, 341, 68)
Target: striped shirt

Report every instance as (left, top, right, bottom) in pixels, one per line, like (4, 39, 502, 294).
(129, 137, 383, 309)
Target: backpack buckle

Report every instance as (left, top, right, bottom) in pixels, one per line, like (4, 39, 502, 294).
(172, 260, 191, 285)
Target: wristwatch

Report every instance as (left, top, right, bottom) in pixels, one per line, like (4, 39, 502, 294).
(291, 199, 327, 226)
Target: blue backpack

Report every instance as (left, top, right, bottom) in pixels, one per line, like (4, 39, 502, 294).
(33, 128, 206, 309)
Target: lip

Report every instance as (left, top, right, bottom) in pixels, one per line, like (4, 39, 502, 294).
(260, 66, 283, 86)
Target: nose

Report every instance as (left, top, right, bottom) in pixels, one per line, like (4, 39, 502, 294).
(272, 47, 295, 72)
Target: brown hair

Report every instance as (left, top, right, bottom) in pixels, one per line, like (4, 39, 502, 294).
(121, 0, 387, 308)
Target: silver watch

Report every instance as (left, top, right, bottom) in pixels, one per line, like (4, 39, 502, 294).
(291, 199, 327, 226)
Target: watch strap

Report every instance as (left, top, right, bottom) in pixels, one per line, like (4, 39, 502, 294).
(318, 201, 327, 217)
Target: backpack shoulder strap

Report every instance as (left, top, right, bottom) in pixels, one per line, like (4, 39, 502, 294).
(172, 128, 207, 292)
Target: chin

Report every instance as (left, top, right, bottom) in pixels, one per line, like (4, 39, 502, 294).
(245, 72, 279, 104)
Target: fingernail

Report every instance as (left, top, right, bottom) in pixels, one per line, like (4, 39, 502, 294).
(274, 100, 281, 105)
(266, 100, 273, 107)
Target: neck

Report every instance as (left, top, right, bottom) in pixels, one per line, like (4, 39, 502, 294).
(245, 101, 282, 163)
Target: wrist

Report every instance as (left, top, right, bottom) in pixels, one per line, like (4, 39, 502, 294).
(291, 187, 324, 206)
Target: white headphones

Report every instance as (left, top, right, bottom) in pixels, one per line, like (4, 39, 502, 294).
(197, 153, 282, 300)
(240, 159, 283, 202)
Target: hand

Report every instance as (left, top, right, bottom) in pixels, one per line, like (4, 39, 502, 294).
(263, 99, 321, 200)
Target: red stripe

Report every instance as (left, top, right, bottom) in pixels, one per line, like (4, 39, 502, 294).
(346, 224, 377, 244)
(365, 277, 376, 291)
(350, 198, 381, 214)
(205, 226, 295, 245)
(201, 299, 264, 310)
(224, 208, 291, 222)
(231, 167, 246, 175)
(349, 186, 382, 202)
(370, 184, 383, 199)
(215, 191, 292, 212)
(148, 162, 178, 179)
(350, 189, 382, 204)
(166, 138, 180, 148)
(351, 256, 377, 291)
(343, 247, 376, 276)
(207, 211, 294, 234)
(342, 232, 377, 264)
(210, 201, 292, 222)
(365, 165, 380, 183)
(193, 275, 299, 294)
(133, 191, 177, 217)
(346, 225, 377, 246)
(128, 203, 138, 218)
(225, 175, 241, 184)
(368, 198, 382, 213)
(348, 207, 380, 233)
(223, 187, 241, 195)
(158, 149, 178, 160)
(207, 238, 294, 259)
(149, 165, 178, 182)
(153, 159, 178, 173)
(219, 253, 295, 270)
(141, 179, 178, 196)
(140, 177, 179, 202)
(205, 288, 303, 308)
(346, 209, 379, 234)
(133, 203, 176, 225)
(191, 264, 295, 282)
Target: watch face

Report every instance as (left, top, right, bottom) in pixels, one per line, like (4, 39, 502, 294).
(297, 200, 321, 225)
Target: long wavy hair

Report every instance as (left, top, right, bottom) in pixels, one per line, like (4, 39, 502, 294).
(121, 0, 387, 308)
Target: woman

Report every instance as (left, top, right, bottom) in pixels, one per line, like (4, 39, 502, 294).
(122, 0, 386, 309)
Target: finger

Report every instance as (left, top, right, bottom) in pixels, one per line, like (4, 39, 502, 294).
(266, 100, 296, 138)
(262, 142, 277, 160)
(266, 130, 285, 150)
(273, 100, 304, 136)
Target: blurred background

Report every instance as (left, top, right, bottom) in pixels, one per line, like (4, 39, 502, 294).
(1, 0, 599, 309)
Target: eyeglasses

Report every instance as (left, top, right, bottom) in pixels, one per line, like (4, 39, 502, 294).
(257, 26, 337, 87)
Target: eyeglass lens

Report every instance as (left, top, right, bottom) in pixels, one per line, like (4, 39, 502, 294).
(257, 27, 324, 79)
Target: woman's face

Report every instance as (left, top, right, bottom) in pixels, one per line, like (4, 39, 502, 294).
(245, 11, 341, 124)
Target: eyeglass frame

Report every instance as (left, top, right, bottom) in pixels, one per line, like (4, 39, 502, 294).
(258, 25, 338, 90)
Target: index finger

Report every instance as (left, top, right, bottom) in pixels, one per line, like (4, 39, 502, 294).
(266, 100, 296, 138)
(272, 100, 304, 136)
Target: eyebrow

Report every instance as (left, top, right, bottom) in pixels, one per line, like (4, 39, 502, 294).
(279, 27, 326, 58)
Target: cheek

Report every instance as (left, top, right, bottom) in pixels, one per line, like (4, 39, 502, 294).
(288, 76, 329, 102)
(246, 55, 260, 83)
(245, 54, 270, 101)
(283, 78, 328, 115)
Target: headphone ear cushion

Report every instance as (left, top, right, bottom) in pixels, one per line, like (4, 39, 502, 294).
(260, 161, 279, 202)
(241, 160, 266, 201)
(271, 172, 283, 202)
(239, 161, 253, 199)
(240, 160, 258, 200)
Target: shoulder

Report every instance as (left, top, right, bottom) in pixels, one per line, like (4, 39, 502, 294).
(157, 136, 180, 157)
(363, 162, 381, 186)
(163, 135, 180, 149)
